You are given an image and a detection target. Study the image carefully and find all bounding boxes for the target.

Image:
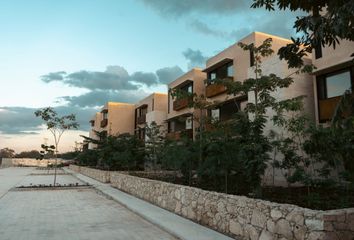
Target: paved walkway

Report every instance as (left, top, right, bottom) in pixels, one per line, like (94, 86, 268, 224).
(0, 168, 177, 240)
(65, 168, 234, 240)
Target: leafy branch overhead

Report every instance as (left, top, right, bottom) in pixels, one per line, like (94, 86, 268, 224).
(252, 0, 354, 68)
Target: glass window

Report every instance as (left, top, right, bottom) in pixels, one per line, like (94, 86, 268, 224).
(210, 72, 216, 80)
(185, 116, 193, 130)
(227, 64, 234, 77)
(103, 112, 108, 120)
(211, 109, 220, 122)
(326, 71, 351, 98)
(187, 84, 193, 93)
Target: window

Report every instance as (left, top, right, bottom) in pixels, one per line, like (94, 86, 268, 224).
(180, 82, 193, 93)
(250, 50, 255, 67)
(103, 112, 108, 120)
(185, 116, 193, 130)
(315, 44, 322, 59)
(211, 109, 220, 122)
(152, 98, 154, 111)
(317, 70, 352, 99)
(207, 62, 234, 82)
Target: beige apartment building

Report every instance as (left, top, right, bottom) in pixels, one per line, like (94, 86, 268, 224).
(312, 39, 354, 123)
(166, 68, 206, 140)
(100, 102, 135, 136)
(135, 93, 168, 141)
(203, 32, 315, 126)
(203, 32, 315, 186)
(88, 112, 102, 150)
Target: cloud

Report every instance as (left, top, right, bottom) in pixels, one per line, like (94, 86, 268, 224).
(140, 0, 246, 18)
(182, 48, 208, 69)
(156, 66, 185, 84)
(61, 90, 149, 107)
(0, 106, 97, 135)
(189, 10, 298, 41)
(41, 71, 67, 83)
(42, 65, 183, 91)
(0, 107, 42, 134)
(189, 19, 228, 38)
(131, 71, 158, 86)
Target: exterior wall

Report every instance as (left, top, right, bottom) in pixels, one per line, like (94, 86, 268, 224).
(101, 102, 135, 136)
(312, 40, 354, 73)
(88, 112, 102, 149)
(1, 158, 69, 167)
(70, 165, 111, 183)
(205, 32, 293, 103)
(311, 40, 354, 123)
(135, 93, 168, 140)
(167, 68, 206, 139)
(205, 32, 315, 186)
(69, 165, 354, 239)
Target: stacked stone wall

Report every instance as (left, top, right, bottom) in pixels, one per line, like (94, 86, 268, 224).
(69, 165, 354, 240)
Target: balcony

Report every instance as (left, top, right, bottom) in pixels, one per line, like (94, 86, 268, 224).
(319, 96, 341, 121)
(173, 97, 190, 111)
(166, 129, 193, 140)
(205, 83, 227, 98)
(137, 114, 146, 125)
(100, 119, 108, 128)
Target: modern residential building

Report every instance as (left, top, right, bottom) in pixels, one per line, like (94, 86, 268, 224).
(100, 102, 135, 136)
(88, 112, 102, 150)
(203, 32, 315, 186)
(312, 39, 354, 123)
(203, 32, 315, 126)
(135, 93, 168, 141)
(166, 68, 206, 140)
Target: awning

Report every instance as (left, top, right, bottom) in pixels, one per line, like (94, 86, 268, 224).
(202, 58, 233, 73)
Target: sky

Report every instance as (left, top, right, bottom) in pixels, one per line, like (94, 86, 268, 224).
(0, 0, 301, 152)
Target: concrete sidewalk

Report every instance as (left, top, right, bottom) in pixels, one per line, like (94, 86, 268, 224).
(65, 168, 234, 240)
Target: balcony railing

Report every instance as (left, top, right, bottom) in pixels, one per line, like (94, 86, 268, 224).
(319, 96, 341, 122)
(205, 77, 232, 98)
(205, 84, 227, 98)
(173, 97, 190, 111)
(166, 129, 193, 140)
(137, 114, 146, 125)
(100, 119, 108, 128)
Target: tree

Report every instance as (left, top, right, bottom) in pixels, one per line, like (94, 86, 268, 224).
(251, 0, 354, 69)
(15, 150, 41, 159)
(0, 148, 15, 158)
(145, 121, 165, 169)
(35, 107, 79, 185)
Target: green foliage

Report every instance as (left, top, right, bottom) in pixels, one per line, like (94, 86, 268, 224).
(38, 144, 55, 160)
(0, 148, 15, 158)
(34, 107, 79, 153)
(76, 149, 99, 167)
(15, 150, 41, 159)
(251, 0, 354, 69)
(144, 121, 165, 169)
(161, 137, 198, 185)
(58, 151, 80, 160)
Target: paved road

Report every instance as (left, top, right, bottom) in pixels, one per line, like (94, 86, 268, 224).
(0, 168, 177, 240)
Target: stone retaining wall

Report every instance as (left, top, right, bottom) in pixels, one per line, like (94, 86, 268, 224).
(1, 158, 68, 168)
(69, 165, 354, 240)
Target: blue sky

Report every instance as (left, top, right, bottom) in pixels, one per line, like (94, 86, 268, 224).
(0, 0, 300, 152)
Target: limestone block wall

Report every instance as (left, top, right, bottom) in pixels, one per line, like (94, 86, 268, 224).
(1, 158, 68, 167)
(69, 165, 111, 183)
(68, 165, 354, 240)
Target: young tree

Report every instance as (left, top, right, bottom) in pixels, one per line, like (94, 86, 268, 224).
(145, 121, 165, 169)
(35, 107, 79, 185)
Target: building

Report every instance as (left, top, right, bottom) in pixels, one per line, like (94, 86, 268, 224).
(203, 32, 315, 126)
(203, 32, 315, 186)
(135, 93, 168, 141)
(312, 39, 354, 123)
(100, 102, 135, 136)
(88, 112, 102, 150)
(166, 68, 206, 140)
